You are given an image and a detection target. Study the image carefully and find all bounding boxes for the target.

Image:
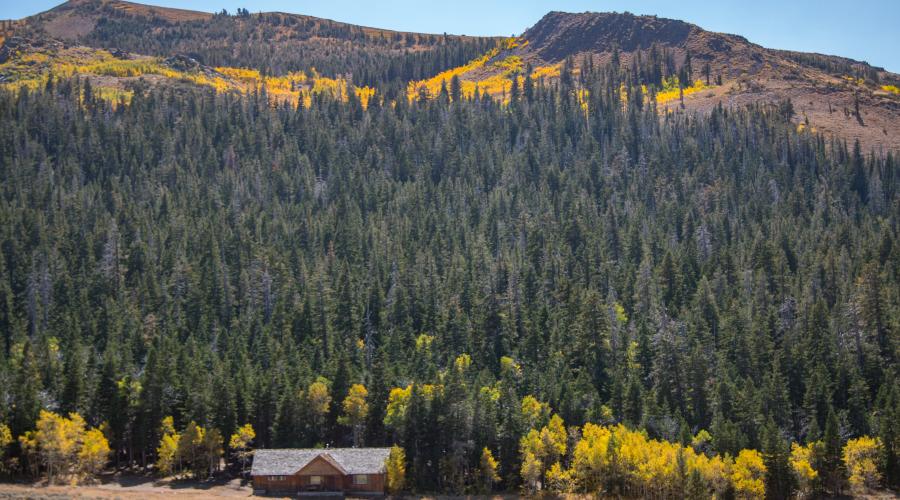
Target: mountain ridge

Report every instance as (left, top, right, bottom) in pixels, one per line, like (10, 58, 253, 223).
(419, 10, 900, 152)
(4, 1, 900, 151)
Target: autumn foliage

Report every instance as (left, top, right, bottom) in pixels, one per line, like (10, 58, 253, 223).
(15, 411, 109, 484)
(154, 417, 224, 479)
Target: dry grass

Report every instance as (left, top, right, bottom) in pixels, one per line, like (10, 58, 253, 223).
(0, 476, 253, 499)
(95, 0, 211, 22)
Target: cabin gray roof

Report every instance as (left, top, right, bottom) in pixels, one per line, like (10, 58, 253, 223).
(251, 448, 392, 476)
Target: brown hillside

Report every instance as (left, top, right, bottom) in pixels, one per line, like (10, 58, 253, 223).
(476, 11, 900, 152)
(10, 0, 498, 84)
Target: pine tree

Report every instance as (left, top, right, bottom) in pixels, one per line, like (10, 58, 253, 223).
(820, 409, 846, 495)
(762, 419, 795, 500)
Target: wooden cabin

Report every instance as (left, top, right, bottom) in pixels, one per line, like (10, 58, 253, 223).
(251, 448, 391, 496)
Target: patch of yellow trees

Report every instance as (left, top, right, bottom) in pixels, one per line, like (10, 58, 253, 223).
(0, 46, 377, 109)
(15, 410, 110, 484)
(155, 416, 224, 479)
(513, 400, 887, 498)
(518, 415, 752, 498)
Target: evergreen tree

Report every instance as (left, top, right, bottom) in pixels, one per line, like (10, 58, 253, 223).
(762, 419, 795, 500)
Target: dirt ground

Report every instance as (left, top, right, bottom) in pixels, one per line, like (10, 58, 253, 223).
(0, 475, 257, 499)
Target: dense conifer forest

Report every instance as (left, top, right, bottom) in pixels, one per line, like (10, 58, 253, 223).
(0, 42, 898, 496)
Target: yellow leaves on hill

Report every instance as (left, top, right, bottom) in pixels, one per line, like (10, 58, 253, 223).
(407, 47, 500, 101)
(493, 55, 523, 73)
(0, 45, 377, 109)
(355, 86, 376, 108)
(654, 76, 711, 106)
(882, 84, 900, 95)
(204, 68, 375, 108)
(191, 67, 373, 108)
(215, 66, 263, 83)
(615, 76, 715, 112)
(77, 59, 180, 78)
(405, 44, 555, 104)
(94, 87, 134, 106)
(531, 64, 561, 80)
(501, 37, 525, 50)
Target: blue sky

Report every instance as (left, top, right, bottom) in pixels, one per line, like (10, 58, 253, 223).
(4, 1, 899, 72)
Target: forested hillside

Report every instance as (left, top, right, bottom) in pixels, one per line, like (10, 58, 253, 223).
(1, 1, 899, 497)
(0, 55, 898, 495)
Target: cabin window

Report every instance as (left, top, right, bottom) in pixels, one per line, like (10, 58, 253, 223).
(353, 474, 369, 485)
(270, 475, 286, 481)
(310, 475, 323, 485)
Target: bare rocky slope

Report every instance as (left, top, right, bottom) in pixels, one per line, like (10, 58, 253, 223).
(513, 11, 900, 152)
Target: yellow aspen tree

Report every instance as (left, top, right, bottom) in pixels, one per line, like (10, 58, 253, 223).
(571, 422, 612, 491)
(34, 410, 85, 483)
(0, 423, 11, 473)
(156, 430, 181, 476)
(307, 378, 332, 431)
(541, 414, 567, 467)
(178, 421, 205, 477)
(156, 416, 181, 477)
(479, 447, 500, 492)
(732, 449, 767, 499)
(385, 445, 406, 493)
(843, 436, 882, 492)
(202, 428, 224, 477)
(790, 441, 819, 497)
(0, 423, 10, 451)
(384, 385, 412, 430)
(228, 423, 255, 474)
(520, 395, 550, 430)
(520, 450, 542, 492)
(545, 462, 575, 492)
(453, 353, 472, 373)
(77, 428, 110, 479)
(160, 415, 176, 437)
(338, 384, 369, 447)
